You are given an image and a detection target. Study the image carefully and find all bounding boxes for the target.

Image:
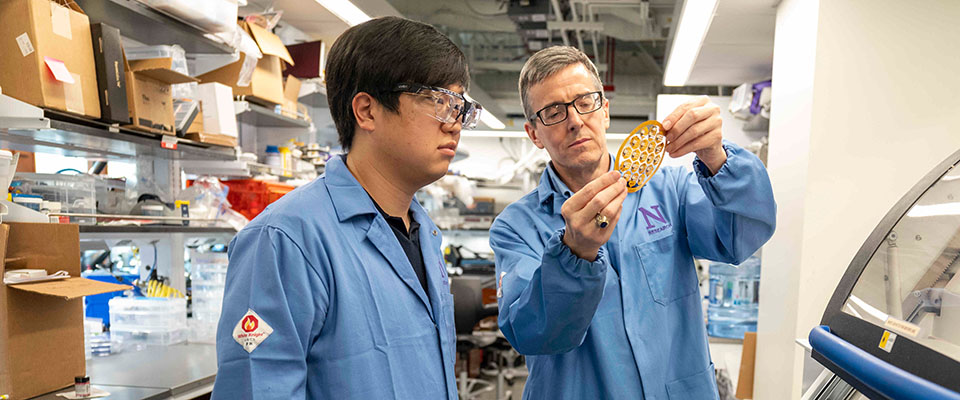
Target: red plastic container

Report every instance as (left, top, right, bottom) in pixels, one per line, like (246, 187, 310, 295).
(220, 180, 295, 220)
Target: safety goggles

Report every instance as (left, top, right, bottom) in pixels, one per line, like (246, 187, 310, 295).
(392, 83, 483, 130)
(530, 91, 604, 126)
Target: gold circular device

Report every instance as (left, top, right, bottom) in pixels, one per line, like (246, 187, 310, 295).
(614, 121, 666, 193)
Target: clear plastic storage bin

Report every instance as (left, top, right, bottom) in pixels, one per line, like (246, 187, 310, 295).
(189, 252, 228, 343)
(111, 328, 188, 352)
(109, 297, 187, 329)
(109, 297, 188, 351)
(139, 0, 239, 34)
(12, 173, 96, 224)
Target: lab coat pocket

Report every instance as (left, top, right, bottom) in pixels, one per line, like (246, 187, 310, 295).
(635, 234, 698, 305)
(665, 363, 719, 400)
(440, 293, 457, 367)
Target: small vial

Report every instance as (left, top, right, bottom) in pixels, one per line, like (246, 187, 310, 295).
(75, 376, 91, 398)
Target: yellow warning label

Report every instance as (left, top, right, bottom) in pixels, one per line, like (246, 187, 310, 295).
(879, 330, 897, 353)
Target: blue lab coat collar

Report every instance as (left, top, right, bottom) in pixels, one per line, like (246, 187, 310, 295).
(323, 154, 443, 318)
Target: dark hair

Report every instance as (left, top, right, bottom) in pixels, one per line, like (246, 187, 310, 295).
(326, 17, 470, 151)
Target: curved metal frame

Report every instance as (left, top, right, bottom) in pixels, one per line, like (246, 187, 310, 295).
(815, 147, 960, 393)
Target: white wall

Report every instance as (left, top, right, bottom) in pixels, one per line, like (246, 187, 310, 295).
(755, 1, 960, 398)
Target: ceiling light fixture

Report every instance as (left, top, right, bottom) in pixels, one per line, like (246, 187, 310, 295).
(478, 110, 506, 130)
(662, 0, 719, 87)
(314, 0, 371, 27)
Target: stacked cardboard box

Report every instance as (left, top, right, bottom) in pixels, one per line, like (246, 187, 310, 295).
(198, 21, 294, 108)
(0, 0, 101, 119)
(125, 57, 198, 135)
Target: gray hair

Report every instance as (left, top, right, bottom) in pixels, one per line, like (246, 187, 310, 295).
(518, 46, 604, 121)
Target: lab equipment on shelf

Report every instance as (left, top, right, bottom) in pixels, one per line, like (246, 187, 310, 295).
(11, 173, 97, 224)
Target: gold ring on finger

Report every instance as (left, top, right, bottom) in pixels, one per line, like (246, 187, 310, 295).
(595, 213, 609, 229)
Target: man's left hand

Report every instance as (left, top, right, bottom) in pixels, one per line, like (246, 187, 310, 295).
(661, 96, 726, 174)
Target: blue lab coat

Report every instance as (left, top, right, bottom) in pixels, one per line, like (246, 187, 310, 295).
(213, 155, 457, 399)
(490, 142, 776, 399)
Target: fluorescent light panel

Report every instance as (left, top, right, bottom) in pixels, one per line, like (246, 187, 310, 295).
(479, 110, 506, 130)
(662, 0, 719, 87)
(314, 0, 371, 27)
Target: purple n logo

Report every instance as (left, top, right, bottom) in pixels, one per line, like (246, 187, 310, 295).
(639, 205, 668, 229)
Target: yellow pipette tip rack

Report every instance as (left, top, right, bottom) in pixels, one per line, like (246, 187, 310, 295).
(614, 120, 666, 193)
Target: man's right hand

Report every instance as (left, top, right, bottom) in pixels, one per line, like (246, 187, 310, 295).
(560, 170, 628, 261)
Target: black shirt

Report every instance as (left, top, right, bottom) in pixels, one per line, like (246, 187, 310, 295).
(370, 197, 430, 299)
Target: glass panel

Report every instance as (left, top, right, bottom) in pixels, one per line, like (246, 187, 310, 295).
(843, 162, 960, 362)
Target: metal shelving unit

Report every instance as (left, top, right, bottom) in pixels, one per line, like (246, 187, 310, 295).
(235, 101, 312, 128)
(0, 107, 236, 161)
(75, 0, 235, 55)
(78, 225, 236, 234)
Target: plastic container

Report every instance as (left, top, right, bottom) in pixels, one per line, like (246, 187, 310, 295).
(0, 150, 14, 191)
(264, 145, 281, 168)
(279, 145, 292, 176)
(110, 328, 188, 352)
(707, 255, 761, 339)
(94, 177, 128, 215)
(140, 0, 239, 34)
(221, 179, 295, 220)
(11, 173, 97, 224)
(109, 297, 188, 351)
(189, 252, 228, 343)
(109, 297, 187, 330)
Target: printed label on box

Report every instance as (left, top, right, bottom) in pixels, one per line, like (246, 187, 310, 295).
(16, 33, 34, 57)
(50, 3, 73, 40)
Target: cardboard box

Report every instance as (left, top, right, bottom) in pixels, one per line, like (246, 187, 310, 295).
(198, 82, 237, 138)
(0, 223, 129, 399)
(184, 132, 238, 148)
(124, 57, 199, 135)
(186, 108, 204, 135)
(198, 21, 293, 108)
(90, 23, 129, 124)
(283, 40, 325, 80)
(0, 0, 101, 119)
(281, 75, 302, 119)
(735, 332, 757, 399)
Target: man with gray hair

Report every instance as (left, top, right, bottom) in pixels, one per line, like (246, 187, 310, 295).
(489, 46, 776, 399)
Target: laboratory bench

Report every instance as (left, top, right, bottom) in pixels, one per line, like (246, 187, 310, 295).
(32, 344, 217, 400)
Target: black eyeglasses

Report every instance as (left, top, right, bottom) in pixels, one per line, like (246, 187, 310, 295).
(530, 91, 604, 126)
(391, 83, 483, 129)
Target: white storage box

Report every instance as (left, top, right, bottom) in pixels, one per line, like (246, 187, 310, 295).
(198, 82, 238, 137)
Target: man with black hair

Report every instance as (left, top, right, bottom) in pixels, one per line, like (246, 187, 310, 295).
(213, 16, 481, 399)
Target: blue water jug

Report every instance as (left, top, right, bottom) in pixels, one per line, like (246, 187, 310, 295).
(707, 254, 761, 339)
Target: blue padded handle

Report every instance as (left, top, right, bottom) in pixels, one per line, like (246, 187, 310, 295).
(809, 325, 960, 400)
